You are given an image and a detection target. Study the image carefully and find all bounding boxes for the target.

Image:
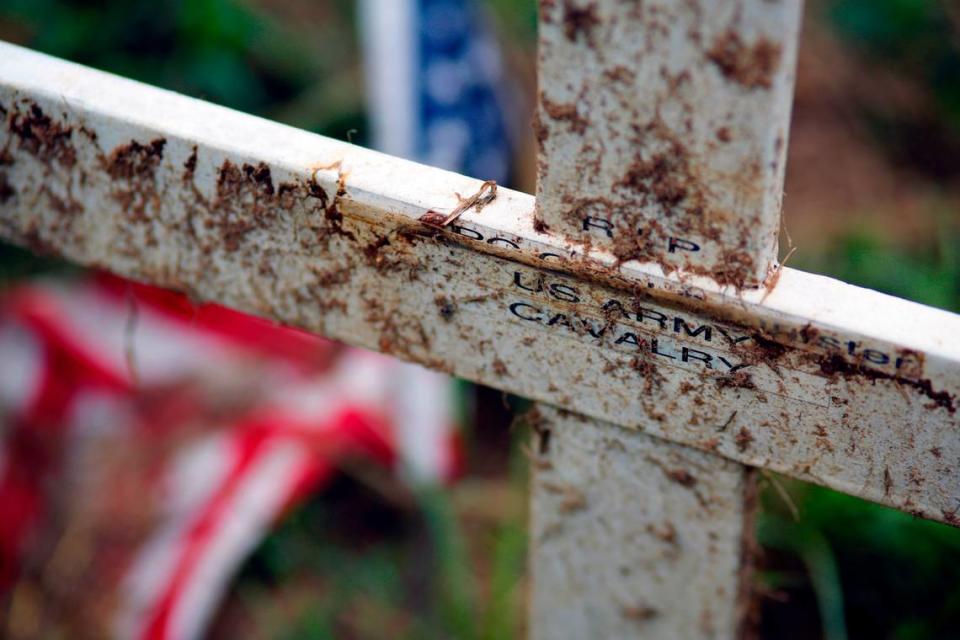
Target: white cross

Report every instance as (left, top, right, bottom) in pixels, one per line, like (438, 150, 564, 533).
(1, 1, 958, 637)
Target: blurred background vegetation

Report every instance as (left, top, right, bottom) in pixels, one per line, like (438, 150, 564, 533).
(1, 0, 959, 638)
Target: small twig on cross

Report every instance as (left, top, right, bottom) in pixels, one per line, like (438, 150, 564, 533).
(422, 180, 497, 228)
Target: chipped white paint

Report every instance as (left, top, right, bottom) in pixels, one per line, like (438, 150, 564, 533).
(529, 407, 755, 640)
(1, 41, 959, 526)
(536, 0, 802, 288)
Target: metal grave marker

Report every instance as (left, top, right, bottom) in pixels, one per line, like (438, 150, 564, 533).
(1, 2, 959, 636)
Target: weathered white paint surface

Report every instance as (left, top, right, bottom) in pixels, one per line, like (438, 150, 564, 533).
(530, 407, 755, 640)
(2, 42, 959, 525)
(536, 0, 802, 288)
(532, 2, 786, 633)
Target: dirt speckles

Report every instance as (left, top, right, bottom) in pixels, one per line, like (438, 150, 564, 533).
(630, 356, 665, 394)
(435, 296, 456, 321)
(207, 160, 290, 251)
(712, 249, 756, 291)
(105, 138, 166, 180)
(646, 521, 677, 545)
(603, 65, 636, 84)
(183, 145, 198, 178)
(706, 32, 782, 90)
(0, 172, 14, 204)
(419, 210, 448, 227)
(819, 354, 956, 414)
(715, 372, 756, 391)
(7, 103, 76, 167)
(362, 235, 392, 270)
(306, 175, 328, 202)
(617, 150, 690, 208)
(244, 161, 274, 195)
(538, 0, 557, 24)
(664, 468, 698, 488)
(543, 481, 588, 513)
(540, 94, 590, 136)
(102, 137, 168, 227)
(532, 217, 550, 234)
(621, 603, 659, 622)
(734, 427, 755, 452)
(749, 333, 788, 361)
(562, 1, 600, 44)
(216, 160, 274, 200)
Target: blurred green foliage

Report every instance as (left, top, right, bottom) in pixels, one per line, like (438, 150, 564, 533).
(760, 479, 960, 640)
(0, 0, 364, 137)
(802, 214, 960, 313)
(763, 220, 960, 639)
(766, 6, 960, 634)
(829, 0, 960, 129)
(216, 452, 529, 639)
(1, 0, 295, 113)
(826, 0, 960, 183)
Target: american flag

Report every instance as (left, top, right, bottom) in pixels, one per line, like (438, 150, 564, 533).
(0, 1, 514, 637)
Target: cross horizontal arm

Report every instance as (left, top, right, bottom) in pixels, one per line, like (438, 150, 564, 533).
(2, 42, 958, 524)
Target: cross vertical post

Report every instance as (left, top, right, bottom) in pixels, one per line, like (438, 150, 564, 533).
(530, 2, 802, 637)
(529, 408, 757, 638)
